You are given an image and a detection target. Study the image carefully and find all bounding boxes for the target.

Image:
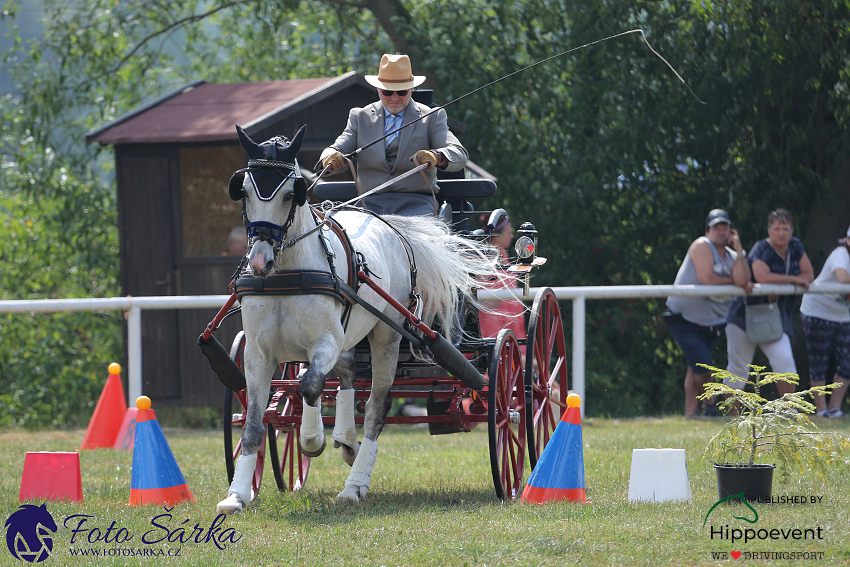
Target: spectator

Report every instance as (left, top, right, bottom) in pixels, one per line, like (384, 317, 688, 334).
(725, 209, 814, 397)
(319, 53, 468, 216)
(666, 209, 751, 417)
(477, 214, 526, 340)
(800, 224, 850, 417)
(223, 227, 248, 256)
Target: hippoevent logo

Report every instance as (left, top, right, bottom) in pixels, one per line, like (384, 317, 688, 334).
(5, 504, 241, 561)
(703, 492, 826, 561)
(5, 504, 57, 563)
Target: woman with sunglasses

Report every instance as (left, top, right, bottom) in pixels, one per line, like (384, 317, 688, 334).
(319, 54, 468, 216)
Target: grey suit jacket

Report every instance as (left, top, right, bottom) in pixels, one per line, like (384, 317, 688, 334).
(321, 101, 468, 195)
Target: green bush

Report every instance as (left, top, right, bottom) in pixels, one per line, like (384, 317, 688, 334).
(0, 186, 122, 429)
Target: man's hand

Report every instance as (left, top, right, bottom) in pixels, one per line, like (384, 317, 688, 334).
(729, 228, 744, 254)
(322, 151, 345, 172)
(411, 149, 440, 169)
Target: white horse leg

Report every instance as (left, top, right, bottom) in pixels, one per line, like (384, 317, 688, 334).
(217, 345, 275, 514)
(332, 350, 359, 465)
(333, 388, 359, 465)
(336, 327, 400, 503)
(336, 437, 378, 503)
(217, 453, 257, 514)
(299, 399, 326, 457)
(298, 338, 340, 457)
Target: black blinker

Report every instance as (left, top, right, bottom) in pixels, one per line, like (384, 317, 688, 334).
(228, 172, 246, 201)
(294, 177, 308, 206)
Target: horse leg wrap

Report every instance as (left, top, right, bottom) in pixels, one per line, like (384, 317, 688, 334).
(218, 453, 257, 513)
(333, 389, 358, 450)
(299, 400, 327, 457)
(336, 437, 378, 504)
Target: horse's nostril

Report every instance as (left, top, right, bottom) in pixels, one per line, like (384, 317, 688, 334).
(265, 260, 274, 271)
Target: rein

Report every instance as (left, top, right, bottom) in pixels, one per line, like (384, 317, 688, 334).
(344, 28, 704, 160)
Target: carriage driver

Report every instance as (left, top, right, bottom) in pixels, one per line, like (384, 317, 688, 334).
(319, 54, 468, 217)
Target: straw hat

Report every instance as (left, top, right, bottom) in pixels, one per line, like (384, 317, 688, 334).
(365, 54, 426, 91)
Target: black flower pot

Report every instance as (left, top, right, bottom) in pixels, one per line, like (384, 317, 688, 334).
(714, 463, 775, 501)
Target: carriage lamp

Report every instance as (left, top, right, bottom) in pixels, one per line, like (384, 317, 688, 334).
(514, 222, 538, 265)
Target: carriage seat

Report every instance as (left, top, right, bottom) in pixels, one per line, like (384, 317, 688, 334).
(312, 178, 497, 203)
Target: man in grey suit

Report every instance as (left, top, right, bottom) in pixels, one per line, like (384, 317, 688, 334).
(320, 54, 468, 216)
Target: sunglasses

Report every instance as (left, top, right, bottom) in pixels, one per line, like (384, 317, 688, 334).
(380, 89, 409, 97)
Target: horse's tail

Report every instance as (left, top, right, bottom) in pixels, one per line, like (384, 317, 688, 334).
(381, 215, 501, 339)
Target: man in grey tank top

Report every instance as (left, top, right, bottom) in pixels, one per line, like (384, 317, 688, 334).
(665, 209, 751, 417)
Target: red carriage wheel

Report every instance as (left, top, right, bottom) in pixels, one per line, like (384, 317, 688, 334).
(268, 365, 310, 492)
(223, 331, 268, 499)
(525, 288, 568, 470)
(487, 329, 527, 500)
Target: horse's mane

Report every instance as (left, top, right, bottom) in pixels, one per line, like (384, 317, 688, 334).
(378, 214, 502, 339)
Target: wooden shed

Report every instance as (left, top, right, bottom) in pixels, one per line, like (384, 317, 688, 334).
(87, 72, 475, 406)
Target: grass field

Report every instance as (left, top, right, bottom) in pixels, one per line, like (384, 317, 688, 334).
(2, 417, 849, 566)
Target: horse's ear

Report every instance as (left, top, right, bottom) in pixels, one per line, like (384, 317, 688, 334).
(235, 124, 263, 159)
(290, 125, 306, 154)
(279, 125, 306, 162)
(229, 172, 246, 201)
(293, 176, 308, 206)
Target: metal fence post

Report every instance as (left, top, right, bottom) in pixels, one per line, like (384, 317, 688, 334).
(127, 304, 142, 402)
(572, 295, 586, 418)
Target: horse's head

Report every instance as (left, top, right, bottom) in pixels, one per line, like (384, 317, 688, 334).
(229, 124, 307, 277)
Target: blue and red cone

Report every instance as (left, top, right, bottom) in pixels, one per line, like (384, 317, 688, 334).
(520, 393, 587, 504)
(129, 396, 195, 506)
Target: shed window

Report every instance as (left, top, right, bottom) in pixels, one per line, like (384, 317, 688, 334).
(179, 145, 246, 257)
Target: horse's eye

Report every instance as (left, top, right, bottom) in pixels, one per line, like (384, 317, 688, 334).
(282, 192, 293, 202)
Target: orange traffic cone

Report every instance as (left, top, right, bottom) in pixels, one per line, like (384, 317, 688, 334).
(128, 396, 194, 506)
(18, 452, 84, 503)
(520, 393, 588, 504)
(80, 363, 127, 450)
(113, 405, 157, 451)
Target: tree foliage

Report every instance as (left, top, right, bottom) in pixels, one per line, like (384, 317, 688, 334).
(2, 0, 848, 423)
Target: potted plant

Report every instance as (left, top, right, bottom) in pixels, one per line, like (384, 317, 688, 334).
(697, 364, 850, 501)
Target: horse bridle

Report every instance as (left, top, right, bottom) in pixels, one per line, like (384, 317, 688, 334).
(233, 157, 311, 257)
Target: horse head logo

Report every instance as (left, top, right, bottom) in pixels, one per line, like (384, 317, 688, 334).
(5, 504, 57, 563)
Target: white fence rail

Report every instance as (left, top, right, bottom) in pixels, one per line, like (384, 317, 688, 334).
(2, 283, 849, 416)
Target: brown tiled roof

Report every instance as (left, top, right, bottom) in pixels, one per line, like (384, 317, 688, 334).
(88, 78, 338, 145)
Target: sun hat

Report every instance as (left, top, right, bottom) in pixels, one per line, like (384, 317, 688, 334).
(839, 224, 850, 245)
(365, 54, 426, 91)
(706, 209, 732, 228)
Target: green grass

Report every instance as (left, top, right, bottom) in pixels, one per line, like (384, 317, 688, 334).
(2, 417, 849, 566)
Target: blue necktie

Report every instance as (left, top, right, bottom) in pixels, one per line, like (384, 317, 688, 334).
(385, 114, 402, 145)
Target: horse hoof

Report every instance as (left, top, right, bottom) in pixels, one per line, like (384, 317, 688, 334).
(216, 493, 245, 515)
(299, 434, 327, 457)
(335, 486, 364, 504)
(335, 441, 360, 466)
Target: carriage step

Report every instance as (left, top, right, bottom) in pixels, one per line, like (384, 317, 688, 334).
(426, 399, 464, 435)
